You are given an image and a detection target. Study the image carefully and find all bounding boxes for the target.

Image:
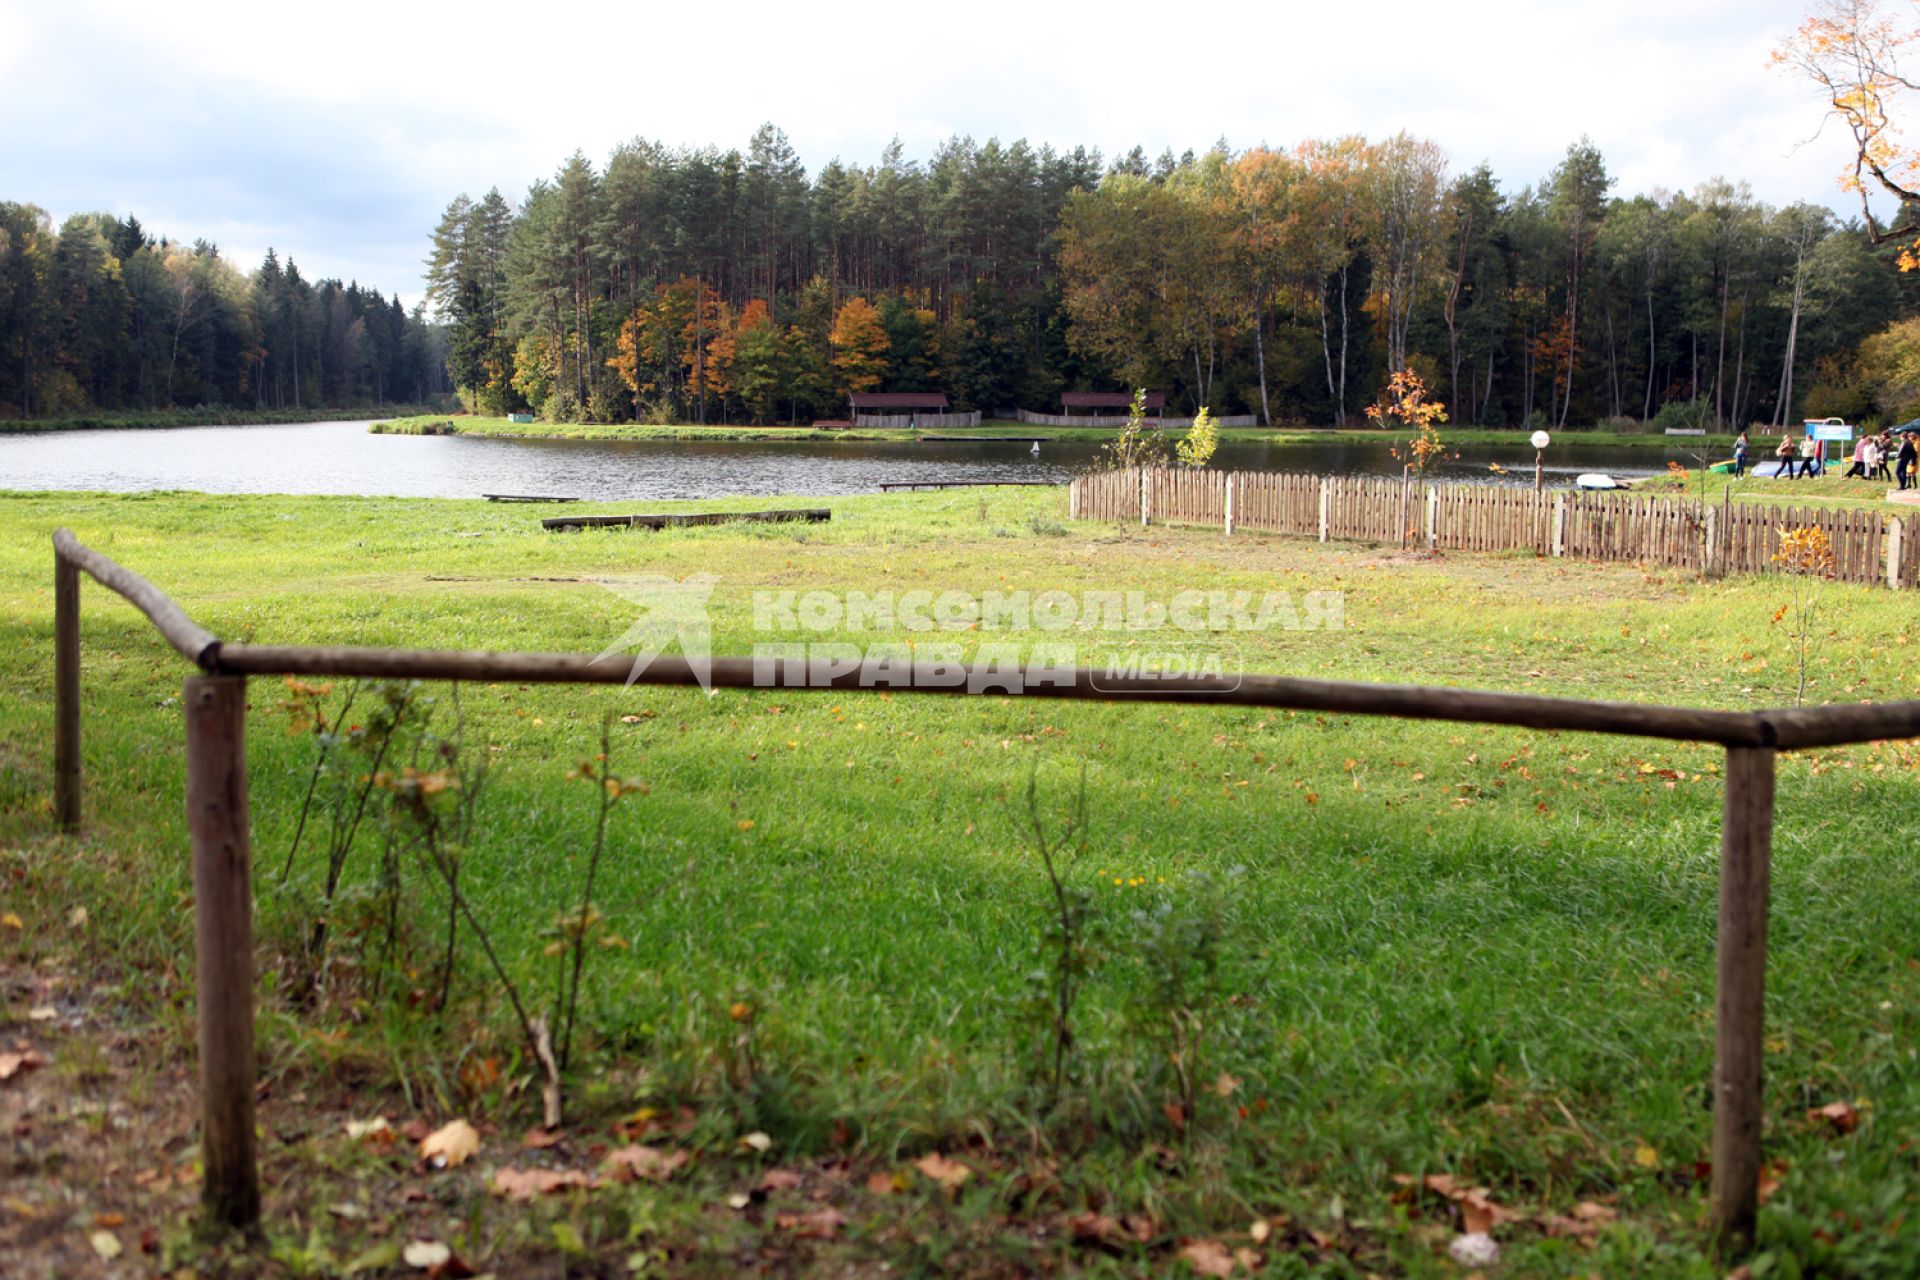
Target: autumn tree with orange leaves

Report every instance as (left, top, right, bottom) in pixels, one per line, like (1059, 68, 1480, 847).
(1777, 0, 1920, 264)
(829, 296, 890, 396)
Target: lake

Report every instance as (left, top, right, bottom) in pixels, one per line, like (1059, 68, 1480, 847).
(0, 419, 1707, 500)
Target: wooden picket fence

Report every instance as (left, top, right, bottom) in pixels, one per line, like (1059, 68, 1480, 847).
(1070, 467, 1918, 589)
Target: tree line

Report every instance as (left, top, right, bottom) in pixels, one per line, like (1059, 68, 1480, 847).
(0, 204, 448, 420)
(428, 126, 1920, 429)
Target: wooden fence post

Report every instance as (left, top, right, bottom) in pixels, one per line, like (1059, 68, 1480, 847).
(1889, 518, 1904, 591)
(1068, 478, 1080, 521)
(1712, 744, 1775, 1256)
(1224, 474, 1235, 535)
(185, 675, 261, 1232)
(1551, 495, 1567, 558)
(1318, 478, 1330, 543)
(1139, 469, 1150, 528)
(1704, 505, 1720, 578)
(54, 550, 81, 833)
(1425, 486, 1438, 551)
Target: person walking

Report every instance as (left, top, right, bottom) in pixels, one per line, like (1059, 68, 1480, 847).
(1774, 434, 1798, 477)
(1845, 434, 1868, 478)
(1899, 432, 1918, 491)
(1861, 434, 1881, 483)
(1733, 430, 1749, 477)
(1799, 433, 1822, 477)
(1875, 432, 1896, 482)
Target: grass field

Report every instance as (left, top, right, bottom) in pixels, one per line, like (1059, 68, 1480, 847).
(371, 413, 1736, 451)
(1638, 467, 1918, 510)
(2, 487, 1917, 1276)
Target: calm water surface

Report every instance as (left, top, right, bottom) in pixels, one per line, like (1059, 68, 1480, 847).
(0, 419, 1705, 500)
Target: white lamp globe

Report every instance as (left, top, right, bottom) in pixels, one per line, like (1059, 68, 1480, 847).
(1530, 430, 1551, 450)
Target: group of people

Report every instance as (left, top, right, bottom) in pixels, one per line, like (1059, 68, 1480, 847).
(1839, 430, 1919, 489)
(1729, 429, 1917, 488)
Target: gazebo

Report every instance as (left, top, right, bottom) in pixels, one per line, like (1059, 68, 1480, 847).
(848, 392, 949, 426)
(1061, 391, 1165, 420)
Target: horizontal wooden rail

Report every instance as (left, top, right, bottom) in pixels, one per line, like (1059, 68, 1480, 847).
(53, 528, 220, 666)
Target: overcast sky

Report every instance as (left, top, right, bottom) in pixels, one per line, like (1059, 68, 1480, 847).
(0, 0, 1870, 306)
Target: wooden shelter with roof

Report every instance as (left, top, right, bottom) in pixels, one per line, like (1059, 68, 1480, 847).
(847, 392, 965, 428)
(1061, 391, 1165, 419)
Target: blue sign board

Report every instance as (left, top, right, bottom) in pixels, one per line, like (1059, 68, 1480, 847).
(1805, 420, 1854, 442)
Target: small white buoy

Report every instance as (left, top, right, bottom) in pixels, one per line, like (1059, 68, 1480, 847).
(1031, 440, 1040, 455)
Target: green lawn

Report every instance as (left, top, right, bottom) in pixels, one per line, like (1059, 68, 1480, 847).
(2, 487, 1917, 1276)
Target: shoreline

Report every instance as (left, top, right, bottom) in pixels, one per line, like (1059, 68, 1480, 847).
(370, 413, 1746, 450)
(0, 404, 445, 434)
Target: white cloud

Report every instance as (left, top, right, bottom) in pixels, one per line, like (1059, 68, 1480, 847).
(0, 0, 1880, 301)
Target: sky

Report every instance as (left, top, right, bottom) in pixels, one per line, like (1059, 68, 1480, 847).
(0, 0, 1875, 308)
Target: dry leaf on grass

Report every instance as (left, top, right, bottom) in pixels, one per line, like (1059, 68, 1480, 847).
(913, 1152, 971, 1191)
(0, 1050, 46, 1081)
(1177, 1238, 1243, 1276)
(756, 1168, 804, 1193)
(773, 1207, 846, 1239)
(402, 1239, 451, 1269)
(865, 1170, 905, 1195)
(345, 1117, 393, 1143)
(603, 1144, 690, 1183)
(521, 1127, 564, 1150)
(492, 1167, 594, 1202)
(88, 1230, 122, 1260)
(1069, 1211, 1155, 1247)
(1808, 1100, 1859, 1135)
(419, 1119, 480, 1169)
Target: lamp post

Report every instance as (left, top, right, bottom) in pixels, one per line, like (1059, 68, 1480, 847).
(1531, 429, 1551, 492)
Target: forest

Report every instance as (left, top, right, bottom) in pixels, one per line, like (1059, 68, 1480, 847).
(0, 204, 447, 420)
(426, 125, 1920, 430)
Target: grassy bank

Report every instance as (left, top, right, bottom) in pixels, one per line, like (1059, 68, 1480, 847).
(0, 403, 449, 434)
(1636, 467, 1915, 509)
(374, 413, 1742, 450)
(2, 488, 1917, 1276)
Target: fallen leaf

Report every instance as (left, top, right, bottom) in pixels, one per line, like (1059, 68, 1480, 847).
(1808, 1100, 1859, 1135)
(27, 1007, 55, 1022)
(1249, 1218, 1271, 1244)
(740, 1131, 773, 1153)
(1, 912, 21, 929)
(726, 1192, 751, 1210)
(756, 1168, 804, 1193)
(1177, 1239, 1238, 1276)
(774, 1207, 846, 1239)
(1632, 1143, 1660, 1170)
(93, 1212, 124, 1228)
(1163, 1101, 1188, 1133)
(1209, 1072, 1240, 1098)
(0, 1050, 45, 1081)
(913, 1152, 972, 1191)
(492, 1167, 593, 1202)
(419, 1119, 480, 1169)
(89, 1230, 122, 1260)
(1449, 1232, 1500, 1267)
(402, 1240, 450, 1270)
(68, 906, 87, 928)
(521, 1127, 564, 1150)
(865, 1170, 900, 1196)
(603, 1144, 689, 1183)
(345, 1117, 393, 1142)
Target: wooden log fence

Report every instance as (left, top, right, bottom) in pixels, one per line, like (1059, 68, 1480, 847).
(1070, 467, 1920, 590)
(48, 525, 1920, 1253)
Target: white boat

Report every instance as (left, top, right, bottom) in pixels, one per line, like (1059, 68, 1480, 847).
(1575, 473, 1629, 491)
